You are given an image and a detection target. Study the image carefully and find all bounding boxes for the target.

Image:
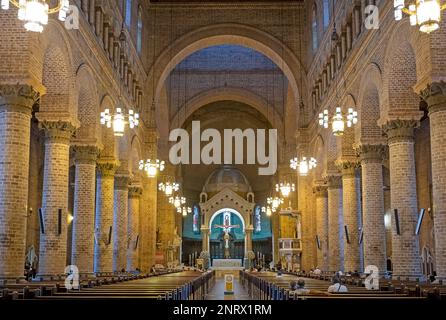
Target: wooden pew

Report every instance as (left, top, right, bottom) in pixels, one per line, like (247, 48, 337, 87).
(240, 271, 432, 300)
(33, 270, 215, 301)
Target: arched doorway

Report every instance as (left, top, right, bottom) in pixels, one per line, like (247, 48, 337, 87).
(209, 208, 246, 264)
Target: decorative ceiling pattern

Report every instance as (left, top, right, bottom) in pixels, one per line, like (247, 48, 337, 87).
(167, 45, 288, 119)
(150, 0, 303, 3)
(174, 45, 280, 71)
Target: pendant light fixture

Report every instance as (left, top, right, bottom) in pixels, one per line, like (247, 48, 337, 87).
(1, 0, 70, 33)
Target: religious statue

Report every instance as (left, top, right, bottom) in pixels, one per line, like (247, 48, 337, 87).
(214, 213, 240, 259)
(223, 232, 231, 259)
(25, 245, 38, 269)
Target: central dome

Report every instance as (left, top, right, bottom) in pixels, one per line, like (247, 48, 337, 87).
(203, 166, 252, 196)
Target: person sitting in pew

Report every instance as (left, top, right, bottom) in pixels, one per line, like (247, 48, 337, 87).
(289, 279, 327, 296)
(430, 271, 437, 283)
(313, 267, 322, 275)
(352, 270, 360, 277)
(327, 277, 348, 293)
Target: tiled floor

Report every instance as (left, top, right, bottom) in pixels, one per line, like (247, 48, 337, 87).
(206, 276, 251, 300)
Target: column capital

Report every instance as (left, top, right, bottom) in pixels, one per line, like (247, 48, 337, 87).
(96, 158, 119, 178)
(73, 145, 99, 165)
(382, 119, 419, 144)
(313, 184, 328, 198)
(39, 120, 76, 144)
(115, 175, 130, 190)
(354, 144, 386, 164)
(326, 175, 342, 189)
(420, 81, 446, 114)
(0, 84, 39, 113)
(129, 185, 143, 198)
(335, 159, 360, 177)
(200, 227, 210, 234)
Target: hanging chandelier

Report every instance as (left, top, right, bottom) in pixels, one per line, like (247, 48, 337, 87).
(169, 196, 186, 208)
(158, 181, 180, 196)
(100, 108, 139, 137)
(290, 156, 317, 177)
(394, 0, 446, 33)
(177, 206, 191, 217)
(267, 196, 283, 211)
(319, 107, 358, 136)
(262, 205, 277, 217)
(139, 159, 165, 178)
(1, 0, 70, 33)
(275, 182, 295, 198)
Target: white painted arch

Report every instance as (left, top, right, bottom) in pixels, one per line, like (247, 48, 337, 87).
(209, 208, 246, 232)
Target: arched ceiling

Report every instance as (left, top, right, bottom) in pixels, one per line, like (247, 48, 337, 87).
(179, 100, 275, 205)
(166, 45, 288, 123)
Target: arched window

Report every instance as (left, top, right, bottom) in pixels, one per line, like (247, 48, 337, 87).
(312, 5, 318, 52)
(137, 7, 143, 55)
(254, 206, 262, 233)
(125, 0, 132, 27)
(193, 205, 200, 233)
(323, 0, 330, 29)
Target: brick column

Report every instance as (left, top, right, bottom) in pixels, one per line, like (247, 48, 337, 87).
(314, 184, 328, 271)
(140, 176, 157, 272)
(113, 175, 129, 272)
(157, 188, 176, 263)
(327, 176, 343, 272)
(0, 85, 38, 281)
(127, 185, 142, 271)
(421, 82, 446, 281)
(271, 209, 280, 264)
(94, 159, 118, 273)
(37, 121, 75, 278)
(71, 145, 98, 277)
(356, 145, 386, 272)
(245, 227, 254, 253)
(201, 228, 210, 252)
(337, 161, 361, 273)
(299, 175, 314, 271)
(383, 120, 424, 280)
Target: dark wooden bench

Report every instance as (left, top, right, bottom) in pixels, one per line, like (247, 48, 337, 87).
(240, 271, 433, 300)
(33, 270, 215, 301)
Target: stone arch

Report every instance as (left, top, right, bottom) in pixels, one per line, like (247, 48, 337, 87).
(311, 134, 325, 180)
(129, 134, 143, 179)
(99, 95, 118, 159)
(148, 23, 306, 116)
(169, 87, 283, 132)
(200, 188, 255, 229)
(325, 129, 339, 176)
(382, 21, 427, 121)
(357, 63, 385, 145)
(209, 208, 246, 232)
(117, 133, 132, 173)
(38, 21, 76, 116)
(339, 94, 358, 159)
(74, 64, 100, 142)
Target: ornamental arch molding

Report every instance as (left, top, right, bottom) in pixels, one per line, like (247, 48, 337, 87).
(148, 23, 306, 119)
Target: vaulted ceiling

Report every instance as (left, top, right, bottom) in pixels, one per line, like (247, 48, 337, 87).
(150, 0, 303, 3)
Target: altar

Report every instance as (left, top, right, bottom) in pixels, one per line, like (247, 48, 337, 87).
(212, 259, 243, 268)
(211, 259, 244, 279)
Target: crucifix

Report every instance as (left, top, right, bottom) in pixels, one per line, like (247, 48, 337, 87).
(214, 213, 240, 259)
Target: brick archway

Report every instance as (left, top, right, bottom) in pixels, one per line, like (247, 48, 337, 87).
(169, 87, 284, 133)
(149, 23, 305, 114)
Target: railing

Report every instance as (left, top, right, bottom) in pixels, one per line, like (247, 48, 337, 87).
(240, 271, 285, 300)
(163, 270, 215, 301)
